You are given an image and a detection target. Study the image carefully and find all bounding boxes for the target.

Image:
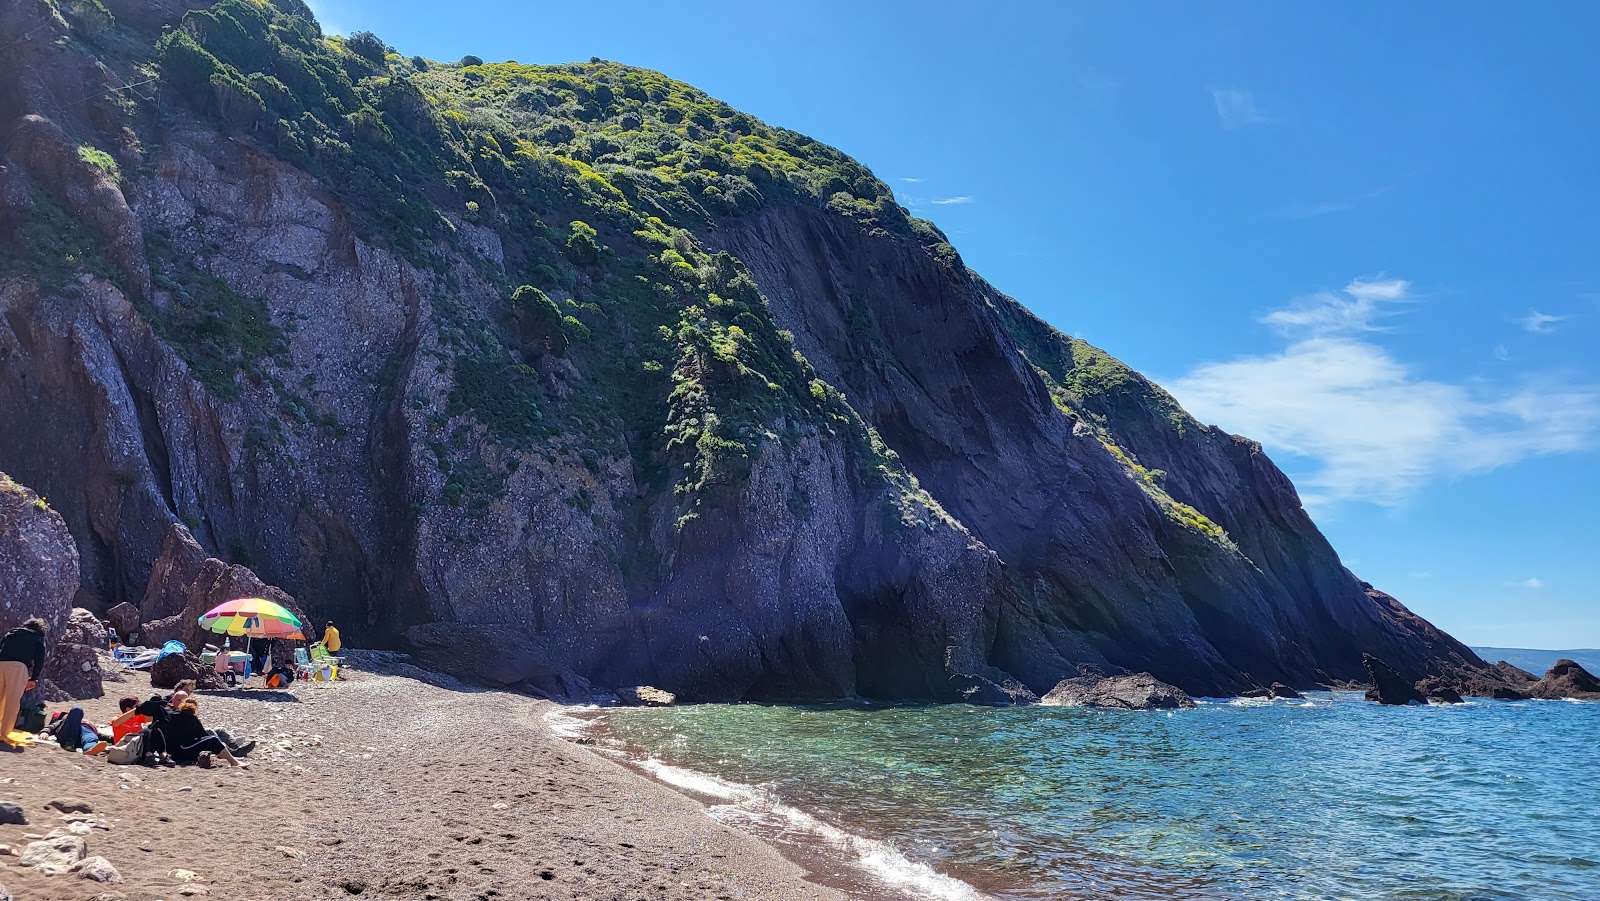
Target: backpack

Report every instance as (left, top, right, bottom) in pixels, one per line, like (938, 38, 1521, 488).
(106, 729, 144, 765)
(16, 700, 46, 733)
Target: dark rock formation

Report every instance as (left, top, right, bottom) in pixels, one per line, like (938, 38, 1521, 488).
(1492, 661, 1539, 684)
(1528, 660, 1600, 700)
(149, 651, 223, 691)
(0, 0, 1516, 703)
(404, 622, 595, 702)
(1269, 682, 1303, 700)
(1363, 654, 1426, 705)
(0, 473, 95, 698)
(137, 524, 305, 654)
(105, 602, 141, 644)
(1415, 677, 1465, 704)
(1039, 673, 1196, 710)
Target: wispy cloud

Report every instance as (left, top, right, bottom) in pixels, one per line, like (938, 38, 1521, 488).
(1208, 86, 1273, 129)
(1268, 187, 1392, 221)
(1506, 577, 1545, 590)
(899, 177, 924, 184)
(1493, 344, 1512, 361)
(1169, 278, 1600, 509)
(1521, 310, 1566, 334)
(931, 196, 973, 205)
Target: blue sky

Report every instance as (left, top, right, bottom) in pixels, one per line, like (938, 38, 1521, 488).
(305, 0, 1599, 648)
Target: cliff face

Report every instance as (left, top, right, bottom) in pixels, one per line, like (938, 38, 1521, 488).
(0, 0, 1490, 699)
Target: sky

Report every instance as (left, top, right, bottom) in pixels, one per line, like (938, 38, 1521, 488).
(305, 0, 1599, 648)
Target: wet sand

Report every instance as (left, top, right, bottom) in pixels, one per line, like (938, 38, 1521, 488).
(0, 653, 841, 900)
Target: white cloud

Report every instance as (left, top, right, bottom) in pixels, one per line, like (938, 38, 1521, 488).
(931, 196, 973, 205)
(899, 177, 924, 184)
(1260, 277, 1411, 335)
(1493, 344, 1512, 361)
(1521, 310, 1566, 334)
(1209, 87, 1273, 128)
(1169, 278, 1600, 509)
(1506, 577, 1545, 590)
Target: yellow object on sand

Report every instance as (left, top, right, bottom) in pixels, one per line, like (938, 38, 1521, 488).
(6, 729, 35, 745)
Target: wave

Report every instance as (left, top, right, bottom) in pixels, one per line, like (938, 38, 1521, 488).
(548, 707, 983, 900)
(635, 756, 984, 901)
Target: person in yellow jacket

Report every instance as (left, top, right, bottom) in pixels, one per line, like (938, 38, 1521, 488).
(321, 621, 341, 654)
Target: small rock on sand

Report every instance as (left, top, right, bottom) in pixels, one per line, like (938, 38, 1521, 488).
(18, 834, 88, 874)
(0, 802, 27, 825)
(71, 856, 124, 883)
(45, 798, 94, 814)
(171, 868, 204, 881)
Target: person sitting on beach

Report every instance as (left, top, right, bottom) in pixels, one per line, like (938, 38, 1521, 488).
(213, 643, 239, 687)
(109, 696, 148, 744)
(321, 621, 341, 655)
(167, 679, 197, 709)
(157, 698, 249, 768)
(0, 617, 47, 750)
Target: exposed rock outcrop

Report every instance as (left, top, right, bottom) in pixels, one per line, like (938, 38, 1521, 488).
(0, 0, 1518, 703)
(616, 686, 676, 707)
(137, 523, 305, 654)
(104, 602, 141, 643)
(1363, 654, 1426, 705)
(1414, 677, 1465, 705)
(1040, 673, 1196, 710)
(1241, 682, 1304, 700)
(1528, 659, 1600, 700)
(0, 473, 97, 698)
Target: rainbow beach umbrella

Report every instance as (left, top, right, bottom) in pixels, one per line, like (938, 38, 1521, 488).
(197, 597, 304, 640)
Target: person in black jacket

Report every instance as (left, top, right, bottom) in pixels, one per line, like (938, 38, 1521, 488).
(1, 618, 47, 749)
(158, 698, 249, 768)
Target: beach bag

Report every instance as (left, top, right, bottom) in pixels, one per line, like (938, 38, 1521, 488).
(106, 730, 144, 765)
(17, 700, 46, 733)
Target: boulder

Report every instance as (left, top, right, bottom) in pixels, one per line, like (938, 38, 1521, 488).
(616, 685, 676, 707)
(0, 802, 26, 825)
(150, 651, 222, 691)
(105, 602, 141, 643)
(138, 522, 307, 652)
(1490, 686, 1532, 701)
(515, 667, 600, 705)
(1415, 677, 1465, 704)
(948, 673, 1038, 706)
(18, 834, 87, 875)
(1528, 659, 1600, 700)
(1362, 654, 1426, 705)
(1040, 673, 1196, 710)
(1268, 682, 1303, 700)
(72, 856, 124, 883)
(0, 473, 80, 669)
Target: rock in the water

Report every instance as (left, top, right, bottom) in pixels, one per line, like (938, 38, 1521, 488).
(18, 834, 87, 874)
(150, 652, 222, 691)
(1528, 659, 1600, 700)
(72, 856, 124, 883)
(1040, 673, 1196, 710)
(616, 685, 676, 707)
(45, 798, 94, 814)
(0, 803, 25, 825)
(105, 602, 141, 644)
(1362, 654, 1426, 705)
(1268, 682, 1303, 700)
(948, 673, 1039, 706)
(1415, 677, 1465, 704)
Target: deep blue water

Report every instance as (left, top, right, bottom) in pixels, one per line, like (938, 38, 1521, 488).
(600, 694, 1600, 900)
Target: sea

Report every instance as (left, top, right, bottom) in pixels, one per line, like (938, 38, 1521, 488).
(574, 693, 1600, 900)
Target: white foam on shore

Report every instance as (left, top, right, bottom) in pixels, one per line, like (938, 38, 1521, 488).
(636, 756, 984, 901)
(542, 705, 596, 740)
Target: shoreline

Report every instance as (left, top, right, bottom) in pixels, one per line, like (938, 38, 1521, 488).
(560, 706, 987, 901)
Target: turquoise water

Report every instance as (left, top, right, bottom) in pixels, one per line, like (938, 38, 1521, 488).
(600, 694, 1600, 900)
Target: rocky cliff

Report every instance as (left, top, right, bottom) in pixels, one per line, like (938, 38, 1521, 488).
(0, 0, 1497, 700)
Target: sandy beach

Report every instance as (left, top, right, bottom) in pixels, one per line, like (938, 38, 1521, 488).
(0, 654, 842, 901)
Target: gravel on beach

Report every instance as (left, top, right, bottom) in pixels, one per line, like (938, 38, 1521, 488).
(0, 653, 841, 900)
